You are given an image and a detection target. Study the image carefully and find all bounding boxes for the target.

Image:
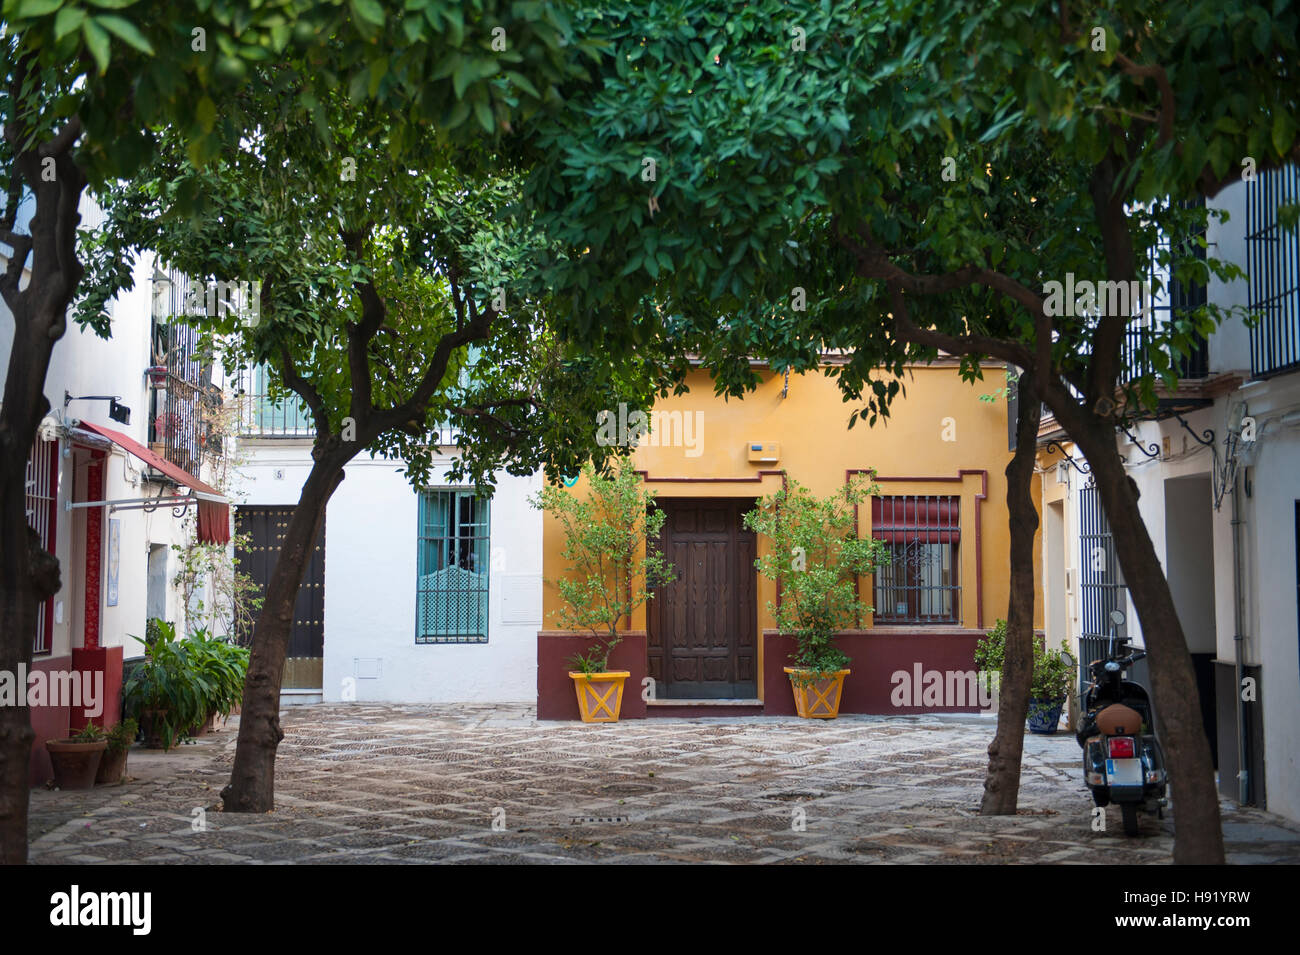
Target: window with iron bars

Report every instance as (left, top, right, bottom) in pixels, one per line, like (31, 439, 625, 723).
(870, 495, 960, 624)
(1123, 197, 1210, 381)
(416, 490, 490, 644)
(25, 438, 58, 655)
(1246, 163, 1300, 378)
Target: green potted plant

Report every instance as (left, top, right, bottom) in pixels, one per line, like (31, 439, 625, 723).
(95, 719, 137, 785)
(45, 723, 108, 790)
(976, 624, 1073, 733)
(123, 619, 208, 750)
(743, 474, 889, 718)
(532, 459, 675, 723)
(1028, 641, 1074, 734)
(183, 628, 250, 735)
(974, 618, 1007, 712)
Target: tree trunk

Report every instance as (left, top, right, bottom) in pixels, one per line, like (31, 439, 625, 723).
(981, 373, 1041, 814)
(220, 460, 344, 812)
(0, 308, 74, 863)
(1069, 418, 1224, 864)
(0, 481, 38, 864)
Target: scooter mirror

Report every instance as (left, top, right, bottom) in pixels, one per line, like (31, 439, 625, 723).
(1109, 609, 1126, 627)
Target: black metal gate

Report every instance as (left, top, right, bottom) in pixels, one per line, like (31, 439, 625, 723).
(235, 506, 325, 688)
(1077, 481, 1148, 700)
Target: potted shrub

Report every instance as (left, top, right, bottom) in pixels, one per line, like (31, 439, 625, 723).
(46, 723, 108, 790)
(532, 459, 674, 723)
(1028, 641, 1074, 734)
(977, 625, 1074, 733)
(95, 719, 137, 785)
(743, 474, 888, 718)
(973, 618, 1007, 713)
(123, 619, 207, 750)
(184, 628, 250, 735)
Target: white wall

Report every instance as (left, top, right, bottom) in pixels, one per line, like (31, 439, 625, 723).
(233, 443, 544, 702)
(1, 206, 200, 661)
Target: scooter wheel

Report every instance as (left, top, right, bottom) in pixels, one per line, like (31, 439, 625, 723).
(1091, 790, 1110, 808)
(1121, 803, 1139, 836)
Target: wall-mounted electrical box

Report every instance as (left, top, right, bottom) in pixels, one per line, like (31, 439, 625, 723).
(747, 442, 779, 463)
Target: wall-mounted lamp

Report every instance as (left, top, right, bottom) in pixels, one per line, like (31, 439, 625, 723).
(65, 390, 131, 425)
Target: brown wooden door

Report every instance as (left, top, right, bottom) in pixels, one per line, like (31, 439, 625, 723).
(235, 506, 325, 689)
(647, 498, 757, 699)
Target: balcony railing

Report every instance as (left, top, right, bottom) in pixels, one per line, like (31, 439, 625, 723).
(1120, 198, 1210, 383)
(147, 285, 217, 474)
(1247, 163, 1300, 378)
(234, 366, 316, 437)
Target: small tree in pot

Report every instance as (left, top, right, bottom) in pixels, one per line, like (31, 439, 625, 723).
(533, 459, 674, 722)
(1027, 641, 1074, 735)
(744, 474, 888, 718)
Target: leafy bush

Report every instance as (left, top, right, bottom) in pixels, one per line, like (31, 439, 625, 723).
(743, 475, 888, 678)
(974, 618, 1007, 672)
(532, 459, 675, 674)
(123, 618, 249, 749)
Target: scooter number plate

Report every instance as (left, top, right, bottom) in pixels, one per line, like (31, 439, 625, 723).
(1106, 758, 1142, 786)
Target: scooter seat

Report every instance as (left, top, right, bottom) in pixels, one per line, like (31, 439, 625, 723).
(1096, 703, 1143, 736)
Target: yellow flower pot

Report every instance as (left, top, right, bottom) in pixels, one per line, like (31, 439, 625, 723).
(570, 671, 631, 723)
(784, 668, 850, 719)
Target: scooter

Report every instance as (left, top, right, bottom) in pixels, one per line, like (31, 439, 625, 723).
(1075, 610, 1168, 836)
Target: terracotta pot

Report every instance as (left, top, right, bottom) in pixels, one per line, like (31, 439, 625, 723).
(186, 713, 216, 738)
(46, 740, 108, 790)
(784, 668, 851, 719)
(569, 671, 631, 723)
(140, 708, 169, 749)
(95, 747, 129, 785)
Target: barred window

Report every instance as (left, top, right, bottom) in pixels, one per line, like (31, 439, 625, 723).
(416, 490, 490, 644)
(25, 439, 58, 655)
(1246, 163, 1300, 377)
(871, 495, 960, 624)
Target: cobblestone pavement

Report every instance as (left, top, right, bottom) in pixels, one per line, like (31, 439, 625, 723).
(28, 704, 1300, 864)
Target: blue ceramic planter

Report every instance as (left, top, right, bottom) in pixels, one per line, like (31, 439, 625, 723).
(1027, 697, 1065, 734)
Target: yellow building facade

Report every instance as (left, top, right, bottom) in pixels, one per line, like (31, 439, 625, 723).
(537, 360, 1041, 718)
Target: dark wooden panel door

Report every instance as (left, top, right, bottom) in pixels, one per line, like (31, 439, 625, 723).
(648, 498, 756, 699)
(235, 506, 325, 689)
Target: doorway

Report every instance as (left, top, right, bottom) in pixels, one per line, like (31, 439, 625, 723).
(1163, 475, 1218, 768)
(235, 506, 326, 690)
(647, 498, 757, 699)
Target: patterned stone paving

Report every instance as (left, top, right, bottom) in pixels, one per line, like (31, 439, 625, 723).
(27, 703, 1300, 864)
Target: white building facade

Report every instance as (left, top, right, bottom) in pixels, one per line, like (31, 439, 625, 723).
(1039, 166, 1300, 824)
(228, 393, 544, 706)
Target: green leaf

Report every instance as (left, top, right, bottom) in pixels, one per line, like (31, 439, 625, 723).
(473, 98, 494, 134)
(82, 18, 112, 74)
(195, 96, 217, 133)
(14, 0, 63, 17)
(54, 6, 87, 40)
(95, 14, 155, 55)
(349, 0, 385, 29)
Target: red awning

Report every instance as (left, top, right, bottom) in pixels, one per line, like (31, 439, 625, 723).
(73, 421, 231, 545)
(871, 495, 960, 543)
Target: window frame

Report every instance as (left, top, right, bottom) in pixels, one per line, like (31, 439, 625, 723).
(870, 494, 961, 625)
(415, 487, 491, 645)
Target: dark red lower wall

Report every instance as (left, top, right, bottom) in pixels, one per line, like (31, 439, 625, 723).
(537, 631, 647, 721)
(538, 628, 1033, 719)
(765, 629, 997, 715)
(27, 647, 124, 786)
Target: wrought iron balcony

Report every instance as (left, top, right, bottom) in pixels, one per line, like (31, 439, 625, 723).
(1246, 163, 1300, 378)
